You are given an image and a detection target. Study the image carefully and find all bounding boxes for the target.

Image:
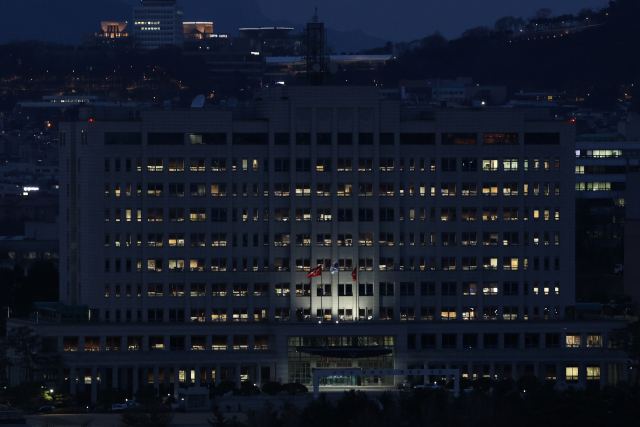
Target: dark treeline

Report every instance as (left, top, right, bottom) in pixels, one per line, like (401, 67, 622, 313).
(212, 384, 640, 427)
(377, 0, 640, 109)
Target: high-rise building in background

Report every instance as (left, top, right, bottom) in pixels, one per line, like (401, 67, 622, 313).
(5, 87, 628, 399)
(133, 0, 183, 50)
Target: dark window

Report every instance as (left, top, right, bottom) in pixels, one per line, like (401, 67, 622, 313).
(358, 208, 373, 222)
(379, 133, 395, 145)
(296, 133, 311, 145)
(358, 133, 374, 145)
(504, 333, 519, 349)
(105, 132, 142, 145)
(379, 208, 394, 221)
(274, 133, 290, 145)
(407, 333, 416, 349)
(545, 333, 560, 348)
(463, 333, 478, 348)
(524, 133, 560, 145)
(441, 158, 456, 171)
(400, 133, 436, 145)
(421, 282, 435, 296)
(442, 333, 457, 349)
(233, 133, 268, 145)
(525, 333, 540, 348)
(317, 133, 332, 145)
(442, 133, 477, 145)
(484, 333, 498, 348)
(338, 133, 353, 145)
(337, 209, 353, 222)
(421, 334, 436, 349)
(190, 133, 226, 145)
(148, 132, 184, 145)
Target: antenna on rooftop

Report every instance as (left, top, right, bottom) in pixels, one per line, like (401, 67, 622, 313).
(303, 8, 328, 86)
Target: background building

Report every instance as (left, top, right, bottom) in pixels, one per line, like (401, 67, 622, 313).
(133, 0, 183, 50)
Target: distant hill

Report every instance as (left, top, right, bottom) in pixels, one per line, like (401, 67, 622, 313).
(0, 0, 384, 53)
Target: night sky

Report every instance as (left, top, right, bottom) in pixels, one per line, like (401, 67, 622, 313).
(0, 0, 607, 49)
(211, 0, 601, 41)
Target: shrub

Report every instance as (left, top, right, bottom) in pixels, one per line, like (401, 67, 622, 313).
(261, 382, 282, 396)
(281, 383, 308, 395)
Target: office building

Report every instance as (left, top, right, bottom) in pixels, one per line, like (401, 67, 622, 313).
(5, 87, 627, 399)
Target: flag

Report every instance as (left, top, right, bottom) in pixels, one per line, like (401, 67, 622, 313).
(351, 266, 357, 281)
(307, 266, 322, 278)
(330, 260, 339, 274)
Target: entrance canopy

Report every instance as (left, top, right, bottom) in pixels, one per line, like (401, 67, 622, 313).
(312, 368, 460, 398)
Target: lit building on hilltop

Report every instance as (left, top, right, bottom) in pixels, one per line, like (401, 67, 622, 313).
(5, 87, 628, 400)
(133, 0, 183, 50)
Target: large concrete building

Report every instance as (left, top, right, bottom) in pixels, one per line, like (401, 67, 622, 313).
(6, 87, 628, 399)
(133, 0, 183, 50)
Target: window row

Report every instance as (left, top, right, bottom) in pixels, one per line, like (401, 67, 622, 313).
(105, 230, 561, 248)
(103, 281, 561, 299)
(415, 332, 602, 350)
(63, 334, 270, 352)
(103, 181, 562, 198)
(99, 131, 561, 148)
(105, 255, 562, 273)
(103, 155, 562, 174)
(102, 206, 561, 222)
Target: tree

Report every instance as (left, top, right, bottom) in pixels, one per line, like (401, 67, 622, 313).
(134, 385, 161, 409)
(460, 26, 492, 40)
(536, 8, 552, 19)
(610, 320, 640, 384)
(494, 16, 516, 33)
(7, 326, 40, 383)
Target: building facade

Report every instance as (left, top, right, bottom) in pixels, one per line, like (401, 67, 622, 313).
(133, 0, 183, 50)
(6, 87, 627, 399)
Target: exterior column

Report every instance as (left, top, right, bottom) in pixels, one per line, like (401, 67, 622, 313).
(534, 362, 540, 380)
(600, 363, 607, 388)
(511, 362, 518, 381)
(578, 363, 587, 387)
(235, 363, 242, 389)
(121, 367, 128, 391)
(423, 362, 429, 385)
(91, 367, 98, 404)
(195, 365, 201, 387)
(446, 362, 452, 383)
(153, 366, 160, 390)
(215, 363, 221, 385)
(100, 367, 107, 390)
(205, 367, 212, 385)
(557, 362, 565, 382)
(112, 366, 119, 390)
(622, 361, 629, 382)
(468, 362, 474, 381)
(489, 363, 496, 381)
(70, 366, 77, 395)
(164, 367, 171, 389)
(143, 367, 150, 387)
(78, 368, 86, 392)
(256, 363, 262, 386)
(174, 365, 180, 398)
(132, 366, 139, 394)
